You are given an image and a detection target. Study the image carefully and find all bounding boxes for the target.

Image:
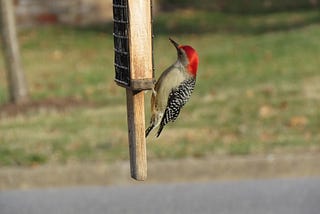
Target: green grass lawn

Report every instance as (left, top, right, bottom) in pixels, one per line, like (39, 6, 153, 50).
(0, 10, 319, 166)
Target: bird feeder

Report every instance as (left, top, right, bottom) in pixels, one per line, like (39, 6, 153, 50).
(113, 0, 154, 180)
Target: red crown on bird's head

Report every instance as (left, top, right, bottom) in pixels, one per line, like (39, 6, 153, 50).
(180, 45, 199, 77)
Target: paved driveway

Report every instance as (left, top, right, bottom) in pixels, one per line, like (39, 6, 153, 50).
(1, 178, 320, 214)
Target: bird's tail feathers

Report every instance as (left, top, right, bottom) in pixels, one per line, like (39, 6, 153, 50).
(156, 125, 164, 138)
(145, 124, 154, 138)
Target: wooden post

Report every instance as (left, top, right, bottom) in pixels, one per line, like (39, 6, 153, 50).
(126, 89, 147, 180)
(0, 0, 29, 104)
(125, 0, 153, 180)
(113, 0, 153, 180)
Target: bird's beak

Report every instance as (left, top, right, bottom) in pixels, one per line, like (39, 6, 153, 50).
(169, 37, 180, 50)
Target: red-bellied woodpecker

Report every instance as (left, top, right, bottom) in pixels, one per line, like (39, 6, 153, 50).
(146, 38, 199, 138)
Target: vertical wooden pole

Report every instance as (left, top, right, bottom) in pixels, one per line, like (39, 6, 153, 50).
(0, 0, 29, 104)
(126, 89, 147, 180)
(128, 0, 153, 80)
(126, 0, 152, 180)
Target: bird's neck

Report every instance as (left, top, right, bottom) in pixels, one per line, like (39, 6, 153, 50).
(187, 57, 198, 77)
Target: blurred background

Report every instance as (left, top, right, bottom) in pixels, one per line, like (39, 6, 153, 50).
(0, 0, 320, 190)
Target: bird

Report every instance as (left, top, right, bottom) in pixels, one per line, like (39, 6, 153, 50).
(145, 37, 199, 138)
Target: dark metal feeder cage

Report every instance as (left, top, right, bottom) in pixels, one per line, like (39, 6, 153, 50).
(113, 0, 130, 87)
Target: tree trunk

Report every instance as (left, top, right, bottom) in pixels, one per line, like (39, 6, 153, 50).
(0, 0, 29, 104)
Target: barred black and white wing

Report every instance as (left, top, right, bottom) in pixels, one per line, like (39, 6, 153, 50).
(156, 78, 196, 137)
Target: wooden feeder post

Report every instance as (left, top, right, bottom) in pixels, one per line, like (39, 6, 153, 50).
(113, 0, 154, 180)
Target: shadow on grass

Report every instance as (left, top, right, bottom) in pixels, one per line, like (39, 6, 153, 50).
(75, 9, 320, 36)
